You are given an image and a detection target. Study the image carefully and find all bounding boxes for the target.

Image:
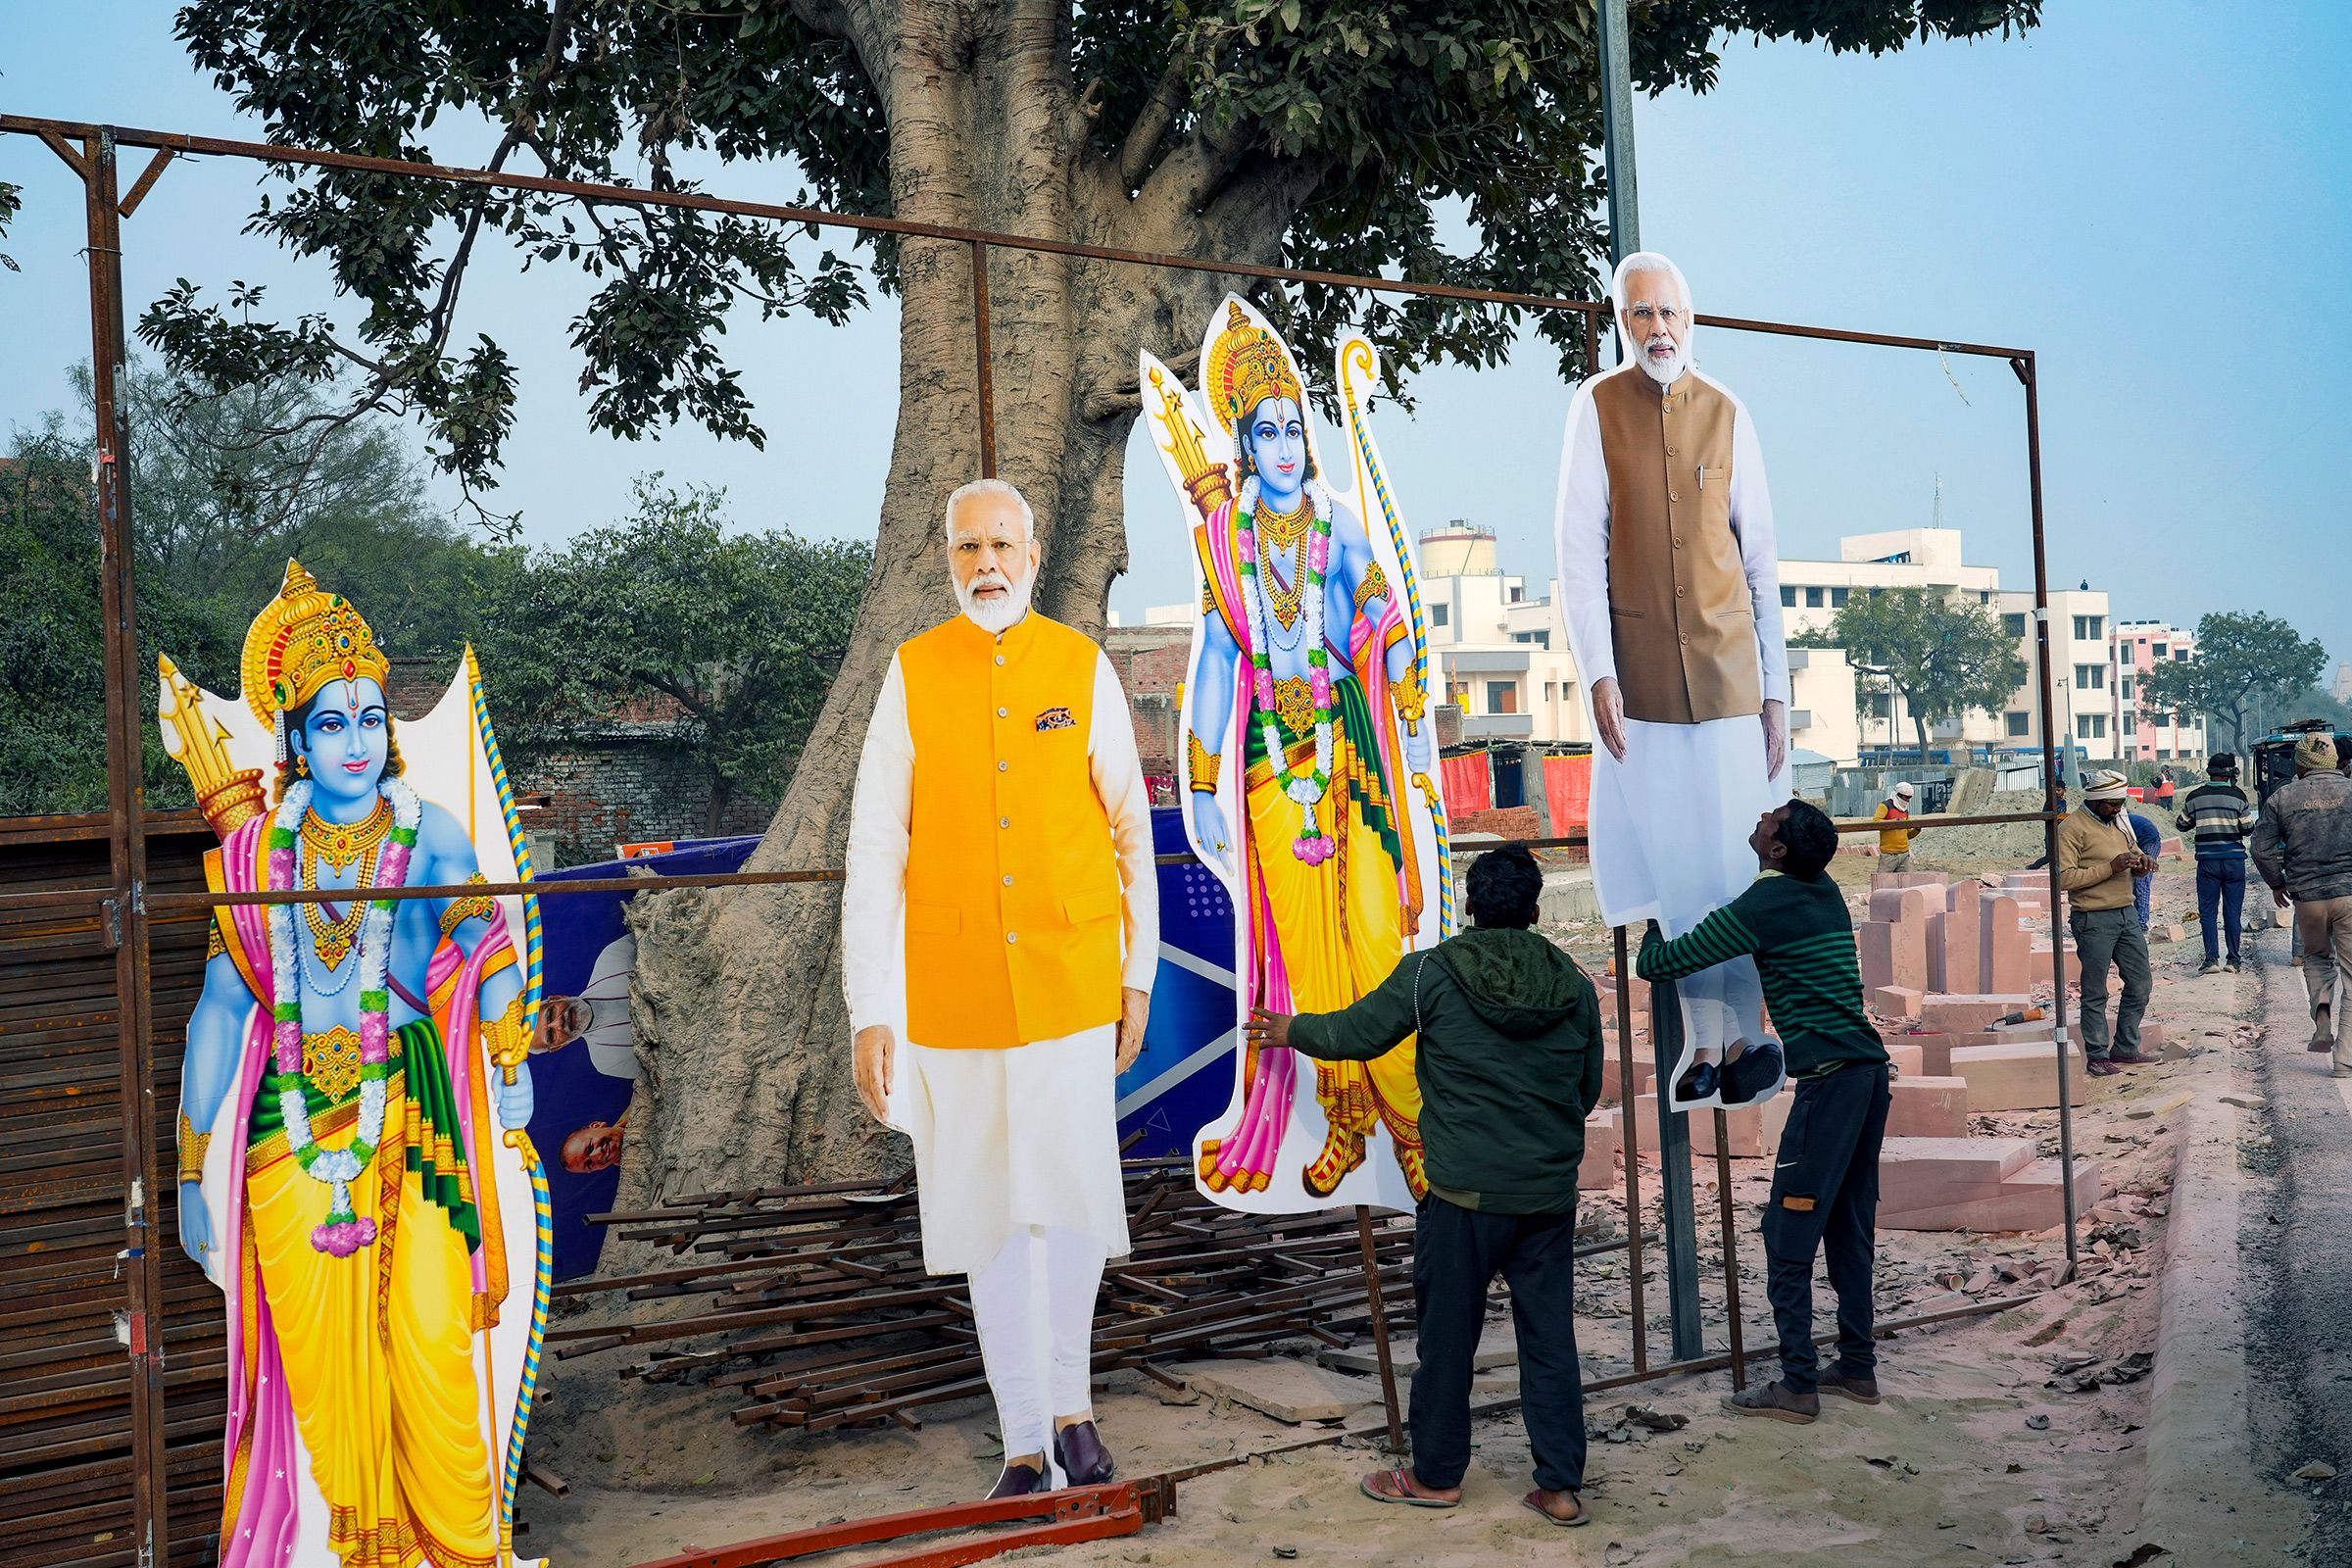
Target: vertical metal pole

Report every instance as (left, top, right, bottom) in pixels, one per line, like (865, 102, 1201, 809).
(1647, 961, 1703, 1360)
(1353, 1204, 1404, 1453)
(86, 125, 170, 1568)
(1612, 926, 1645, 1375)
(1595, 0, 1641, 267)
(969, 238, 997, 479)
(2016, 353, 2080, 1272)
(1710, 1111, 1746, 1392)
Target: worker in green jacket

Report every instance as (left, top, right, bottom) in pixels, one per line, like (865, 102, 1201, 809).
(1245, 843, 1603, 1528)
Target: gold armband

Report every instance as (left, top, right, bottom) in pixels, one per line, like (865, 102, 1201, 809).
(1353, 562, 1391, 616)
(1188, 732, 1221, 794)
(177, 1112, 211, 1184)
(1390, 661, 1429, 725)
(440, 872, 496, 937)
(205, 915, 226, 963)
(483, 994, 531, 1086)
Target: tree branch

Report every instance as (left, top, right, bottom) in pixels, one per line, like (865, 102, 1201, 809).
(1118, 61, 1189, 192)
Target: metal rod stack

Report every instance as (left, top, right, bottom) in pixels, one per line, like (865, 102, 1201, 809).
(545, 1160, 1416, 1435)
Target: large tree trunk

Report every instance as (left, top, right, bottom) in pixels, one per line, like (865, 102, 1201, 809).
(611, 3, 1313, 1228)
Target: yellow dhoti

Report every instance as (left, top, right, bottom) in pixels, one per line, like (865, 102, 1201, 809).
(1243, 681, 1424, 1196)
(242, 1033, 500, 1568)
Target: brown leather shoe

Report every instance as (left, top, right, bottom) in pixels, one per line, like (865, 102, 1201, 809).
(1819, 1369, 1882, 1404)
(2084, 1058, 2124, 1077)
(986, 1462, 1045, 1499)
(1054, 1420, 1115, 1486)
(2107, 1048, 2156, 1065)
(1723, 1382, 1818, 1423)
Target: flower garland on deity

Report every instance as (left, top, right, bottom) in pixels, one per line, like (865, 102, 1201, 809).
(263, 773, 421, 1256)
(1235, 472, 1338, 865)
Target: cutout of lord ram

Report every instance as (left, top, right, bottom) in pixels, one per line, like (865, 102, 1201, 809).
(159, 561, 553, 1568)
(1139, 298, 1448, 1214)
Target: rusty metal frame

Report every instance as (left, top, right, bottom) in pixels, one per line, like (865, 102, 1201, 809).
(1, 108, 2076, 1565)
(623, 1476, 1170, 1568)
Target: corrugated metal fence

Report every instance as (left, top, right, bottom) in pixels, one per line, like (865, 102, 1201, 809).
(3, 811, 223, 1566)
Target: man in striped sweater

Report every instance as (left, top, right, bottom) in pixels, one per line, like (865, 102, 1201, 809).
(1639, 799, 1890, 1423)
(2177, 753, 2257, 973)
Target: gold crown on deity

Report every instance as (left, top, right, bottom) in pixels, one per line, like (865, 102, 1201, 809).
(239, 559, 390, 733)
(1203, 301, 1305, 427)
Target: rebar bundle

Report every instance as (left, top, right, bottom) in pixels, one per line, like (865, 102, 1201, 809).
(545, 1158, 1415, 1433)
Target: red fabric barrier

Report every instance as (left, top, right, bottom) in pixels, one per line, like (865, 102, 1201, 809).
(1441, 753, 1491, 815)
(1544, 753, 1592, 829)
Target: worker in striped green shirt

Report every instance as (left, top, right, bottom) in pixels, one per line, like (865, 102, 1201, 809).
(1638, 799, 1889, 1424)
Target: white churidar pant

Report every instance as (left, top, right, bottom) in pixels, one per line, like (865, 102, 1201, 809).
(969, 1224, 1107, 1480)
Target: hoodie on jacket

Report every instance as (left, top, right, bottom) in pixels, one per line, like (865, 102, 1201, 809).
(1287, 925, 1602, 1215)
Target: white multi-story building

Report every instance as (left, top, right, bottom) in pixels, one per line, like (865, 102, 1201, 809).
(1131, 521, 2139, 768)
(2110, 619, 2205, 761)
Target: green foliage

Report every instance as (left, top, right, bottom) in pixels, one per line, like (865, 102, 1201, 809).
(1794, 588, 2027, 754)
(2139, 611, 2329, 756)
(153, 0, 2039, 489)
(0, 417, 241, 815)
(474, 477, 869, 837)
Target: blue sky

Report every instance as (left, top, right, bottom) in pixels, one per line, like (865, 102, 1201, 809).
(4, 3, 2347, 670)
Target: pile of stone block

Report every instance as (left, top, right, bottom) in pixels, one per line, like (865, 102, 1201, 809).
(1875, 1135, 2102, 1232)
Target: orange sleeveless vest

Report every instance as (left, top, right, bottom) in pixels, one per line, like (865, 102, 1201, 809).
(899, 612, 1124, 1048)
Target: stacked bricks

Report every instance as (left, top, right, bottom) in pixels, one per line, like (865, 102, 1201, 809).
(1860, 883, 1933, 999)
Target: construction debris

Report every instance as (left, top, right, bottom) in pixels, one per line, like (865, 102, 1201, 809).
(545, 1159, 1414, 1435)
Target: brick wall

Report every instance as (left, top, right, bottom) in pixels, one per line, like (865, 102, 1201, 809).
(518, 741, 774, 865)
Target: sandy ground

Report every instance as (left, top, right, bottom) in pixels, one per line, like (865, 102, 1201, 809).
(519, 862, 2232, 1567)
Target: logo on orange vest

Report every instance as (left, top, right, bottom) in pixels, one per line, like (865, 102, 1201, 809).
(1034, 706, 1076, 731)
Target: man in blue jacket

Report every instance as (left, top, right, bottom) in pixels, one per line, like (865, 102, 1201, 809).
(1247, 844, 1603, 1527)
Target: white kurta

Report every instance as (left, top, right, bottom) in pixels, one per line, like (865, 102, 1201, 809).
(1554, 363, 1792, 1102)
(842, 622, 1158, 1275)
(1552, 362, 1792, 938)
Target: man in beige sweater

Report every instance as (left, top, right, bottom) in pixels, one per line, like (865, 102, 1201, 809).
(2056, 770, 2159, 1077)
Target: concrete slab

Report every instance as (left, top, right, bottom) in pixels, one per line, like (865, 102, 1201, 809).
(1878, 1134, 2038, 1187)
(1690, 1097, 1769, 1157)
(1320, 1326, 1518, 1378)
(1885, 1040, 1925, 1078)
(1885, 1031, 1955, 1076)
(1885, 1075, 1970, 1138)
(1948, 1038, 2084, 1112)
(1176, 1360, 1385, 1423)
(1578, 1108, 1620, 1190)
(1860, 918, 1927, 995)
(1879, 1157, 2103, 1232)
(1920, 993, 2034, 1032)
(1868, 886, 1934, 926)
(1871, 985, 1925, 1018)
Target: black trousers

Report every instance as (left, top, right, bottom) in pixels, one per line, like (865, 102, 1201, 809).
(1760, 1065, 1890, 1394)
(1409, 1197, 1585, 1493)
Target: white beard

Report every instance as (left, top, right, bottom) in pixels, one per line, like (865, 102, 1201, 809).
(956, 567, 1036, 634)
(1637, 333, 1691, 385)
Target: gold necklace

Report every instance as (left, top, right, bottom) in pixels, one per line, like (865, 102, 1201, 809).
(301, 794, 393, 873)
(1260, 528, 1312, 629)
(1254, 494, 1313, 553)
(300, 808, 387, 971)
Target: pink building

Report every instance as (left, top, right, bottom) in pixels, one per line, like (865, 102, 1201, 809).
(2111, 620, 2207, 761)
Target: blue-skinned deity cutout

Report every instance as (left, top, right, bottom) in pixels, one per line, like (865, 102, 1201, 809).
(159, 560, 552, 1568)
(1139, 299, 1449, 1214)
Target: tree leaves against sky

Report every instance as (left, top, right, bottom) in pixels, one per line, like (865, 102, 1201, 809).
(2138, 611, 2328, 757)
(475, 476, 869, 833)
(150, 0, 2040, 519)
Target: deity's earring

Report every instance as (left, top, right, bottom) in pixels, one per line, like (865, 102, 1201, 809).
(295, 756, 310, 777)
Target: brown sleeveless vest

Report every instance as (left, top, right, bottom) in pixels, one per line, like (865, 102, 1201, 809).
(1592, 368, 1761, 725)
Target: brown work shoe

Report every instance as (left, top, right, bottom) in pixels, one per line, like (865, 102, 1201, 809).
(1819, 1369, 1883, 1404)
(1723, 1382, 1819, 1423)
(2083, 1057, 2123, 1077)
(2107, 1048, 2156, 1065)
